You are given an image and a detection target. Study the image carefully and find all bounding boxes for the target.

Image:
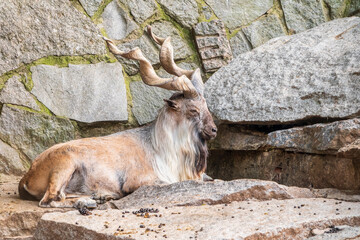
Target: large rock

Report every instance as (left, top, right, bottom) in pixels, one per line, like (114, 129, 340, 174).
(267, 119, 360, 155)
(0, 139, 26, 175)
(243, 14, 285, 48)
(208, 149, 360, 190)
(338, 138, 360, 159)
(0, 105, 75, 161)
(0, 75, 40, 111)
(157, 0, 199, 28)
(204, 0, 273, 29)
(194, 20, 233, 72)
(0, 0, 106, 76)
(130, 81, 173, 125)
(205, 17, 360, 124)
(31, 62, 128, 123)
(79, 0, 102, 17)
(282, 0, 325, 33)
(34, 198, 360, 240)
(111, 179, 301, 210)
(101, 0, 138, 40)
(119, 0, 157, 24)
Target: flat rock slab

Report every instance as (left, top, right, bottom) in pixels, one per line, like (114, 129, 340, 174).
(205, 17, 360, 124)
(111, 179, 299, 210)
(267, 118, 360, 155)
(31, 62, 127, 123)
(35, 198, 360, 240)
(0, 0, 106, 75)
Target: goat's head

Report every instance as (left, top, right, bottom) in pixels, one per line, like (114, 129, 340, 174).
(104, 26, 217, 141)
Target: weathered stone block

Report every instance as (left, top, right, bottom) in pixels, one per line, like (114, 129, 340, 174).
(229, 30, 252, 58)
(31, 62, 128, 123)
(130, 81, 173, 125)
(0, 0, 106, 75)
(205, 17, 360, 124)
(323, 0, 360, 19)
(282, 0, 325, 33)
(0, 76, 40, 111)
(204, 0, 273, 29)
(0, 105, 75, 161)
(243, 14, 285, 48)
(101, 0, 138, 40)
(157, 0, 199, 28)
(119, 0, 157, 24)
(0, 139, 26, 175)
(79, 0, 102, 17)
(194, 20, 233, 72)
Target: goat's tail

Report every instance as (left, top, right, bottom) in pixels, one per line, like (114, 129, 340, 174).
(18, 177, 37, 201)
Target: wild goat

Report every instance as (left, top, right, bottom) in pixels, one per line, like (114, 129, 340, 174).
(18, 26, 217, 208)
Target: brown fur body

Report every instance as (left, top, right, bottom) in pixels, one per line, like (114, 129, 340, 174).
(18, 95, 216, 208)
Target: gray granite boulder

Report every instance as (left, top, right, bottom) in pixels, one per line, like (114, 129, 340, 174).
(204, 0, 273, 29)
(119, 0, 157, 24)
(282, 0, 325, 33)
(0, 0, 106, 75)
(267, 119, 360, 155)
(31, 62, 128, 123)
(157, 0, 199, 28)
(0, 105, 75, 161)
(205, 17, 360, 124)
(0, 76, 40, 111)
(101, 0, 138, 40)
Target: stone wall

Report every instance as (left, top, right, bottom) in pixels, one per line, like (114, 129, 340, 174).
(0, 0, 359, 181)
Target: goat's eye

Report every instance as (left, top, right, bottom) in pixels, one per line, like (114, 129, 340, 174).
(190, 109, 199, 114)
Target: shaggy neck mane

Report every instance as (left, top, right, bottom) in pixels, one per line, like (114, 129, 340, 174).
(150, 108, 208, 184)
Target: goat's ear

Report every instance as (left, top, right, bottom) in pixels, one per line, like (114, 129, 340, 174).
(164, 99, 179, 110)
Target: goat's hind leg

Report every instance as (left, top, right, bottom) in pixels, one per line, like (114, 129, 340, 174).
(39, 167, 75, 208)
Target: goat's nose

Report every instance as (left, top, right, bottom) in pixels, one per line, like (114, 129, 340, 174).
(211, 127, 217, 133)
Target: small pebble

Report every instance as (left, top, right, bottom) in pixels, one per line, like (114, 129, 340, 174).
(140, 224, 145, 228)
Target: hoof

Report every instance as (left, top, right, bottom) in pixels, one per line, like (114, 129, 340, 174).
(74, 197, 97, 209)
